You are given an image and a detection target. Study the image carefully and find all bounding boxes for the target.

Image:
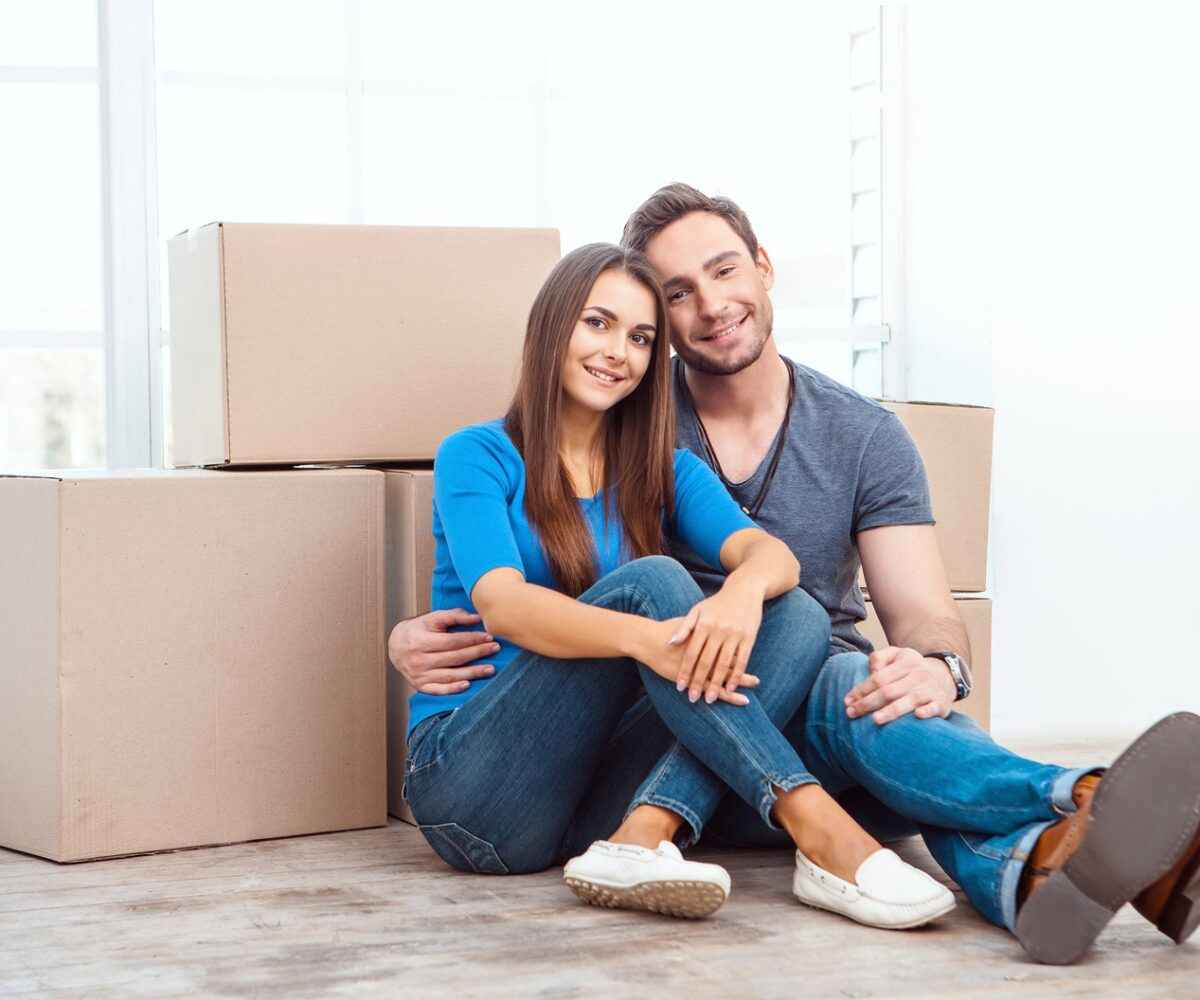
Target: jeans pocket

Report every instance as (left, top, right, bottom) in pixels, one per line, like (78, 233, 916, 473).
(419, 822, 510, 875)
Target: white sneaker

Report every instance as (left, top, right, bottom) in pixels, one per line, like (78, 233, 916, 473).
(563, 840, 731, 918)
(792, 847, 956, 929)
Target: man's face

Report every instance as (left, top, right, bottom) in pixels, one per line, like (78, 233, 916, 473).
(642, 211, 775, 376)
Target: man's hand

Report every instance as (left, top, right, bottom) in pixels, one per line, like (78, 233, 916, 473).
(844, 646, 957, 725)
(387, 609, 500, 695)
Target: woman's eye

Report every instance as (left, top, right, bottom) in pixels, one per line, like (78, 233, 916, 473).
(668, 289, 689, 303)
(585, 316, 605, 328)
(630, 333, 650, 346)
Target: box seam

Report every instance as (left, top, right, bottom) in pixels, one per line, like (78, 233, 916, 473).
(219, 224, 233, 464)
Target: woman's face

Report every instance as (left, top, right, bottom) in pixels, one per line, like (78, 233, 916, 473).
(560, 268, 658, 417)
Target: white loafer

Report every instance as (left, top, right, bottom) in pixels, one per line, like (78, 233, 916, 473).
(563, 840, 731, 918)
(793, 847, 956, 929)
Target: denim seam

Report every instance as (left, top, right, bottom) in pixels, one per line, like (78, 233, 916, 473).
(810, 719, 1063, 819)
(997, 819, 1056, 931)
(758, 773, 820, 830)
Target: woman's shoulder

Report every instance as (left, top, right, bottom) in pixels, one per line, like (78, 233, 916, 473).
(436, 419, 522, 471)
(671, 446, 712, 479)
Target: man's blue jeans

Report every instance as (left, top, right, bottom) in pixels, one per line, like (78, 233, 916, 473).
(403, 556, 833, 875)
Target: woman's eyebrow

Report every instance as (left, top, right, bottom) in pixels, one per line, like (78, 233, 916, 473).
(583, 305, 618, 321)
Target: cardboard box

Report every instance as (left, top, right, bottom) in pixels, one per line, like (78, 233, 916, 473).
(167, 223, 560, 468)
(859, 400, 994, 593)
(0, 469, 386, 862)
(857, 597, 991, 731)
(383, 468, 435, 825)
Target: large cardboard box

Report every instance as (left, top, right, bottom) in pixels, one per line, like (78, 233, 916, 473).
(857, 597, 991, 731)
(384, 468, 435, 825)
(0, 469, 386, 862)
(859, 400, 994, 593)
(167, 223, 560, 468)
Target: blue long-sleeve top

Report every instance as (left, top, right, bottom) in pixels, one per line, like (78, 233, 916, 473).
(407, 419, 757, 737)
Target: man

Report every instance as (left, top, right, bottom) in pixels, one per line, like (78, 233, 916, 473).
(389, 184, 1200, 964)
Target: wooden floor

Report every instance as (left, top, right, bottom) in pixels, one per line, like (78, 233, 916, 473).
(3, 739, 1197, 998)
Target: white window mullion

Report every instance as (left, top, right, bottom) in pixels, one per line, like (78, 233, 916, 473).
(97, 0, 161, 467)
(879, 3, 908, 401)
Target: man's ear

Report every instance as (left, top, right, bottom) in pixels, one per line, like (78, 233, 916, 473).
(755, 245, 775, 291)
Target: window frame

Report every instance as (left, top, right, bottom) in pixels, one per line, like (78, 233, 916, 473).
(1, 2, 907, 470)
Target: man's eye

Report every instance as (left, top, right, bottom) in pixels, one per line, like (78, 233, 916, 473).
(717, 266, 735, 277)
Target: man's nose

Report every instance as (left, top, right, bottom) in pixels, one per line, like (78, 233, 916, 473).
(694, 283, 724, 322)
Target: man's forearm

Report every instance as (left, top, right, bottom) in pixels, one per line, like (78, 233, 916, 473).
(894, 613, 971, 664)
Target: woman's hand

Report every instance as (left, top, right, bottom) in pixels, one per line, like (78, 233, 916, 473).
(657, 580, 766, 704)
(632, 616, 760, 706)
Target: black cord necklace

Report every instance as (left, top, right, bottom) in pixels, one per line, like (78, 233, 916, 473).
(676, 359, 795, 520)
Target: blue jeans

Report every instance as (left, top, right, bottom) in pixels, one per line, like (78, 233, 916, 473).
(697, 652, 1099, 933)
(402, 555, 833, 875)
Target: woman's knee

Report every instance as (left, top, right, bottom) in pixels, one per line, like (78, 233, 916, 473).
(418, 819, 559, 876)
(608, 555, 702, 620)
(763, 586, 832, 659)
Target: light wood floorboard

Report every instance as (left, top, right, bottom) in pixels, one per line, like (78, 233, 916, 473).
(2, 739, 1197, 998)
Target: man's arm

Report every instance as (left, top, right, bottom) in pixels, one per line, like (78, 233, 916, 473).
(845, 524, 966, 724)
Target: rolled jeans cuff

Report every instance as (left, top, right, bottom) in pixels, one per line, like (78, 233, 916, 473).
(997, 764, 1106, 931)
(628, 772, 819, 851)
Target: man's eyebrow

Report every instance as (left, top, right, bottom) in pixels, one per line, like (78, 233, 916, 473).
(661, 250, 743, 290)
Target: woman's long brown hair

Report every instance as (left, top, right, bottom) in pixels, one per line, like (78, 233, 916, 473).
(504, 243, 675, 596)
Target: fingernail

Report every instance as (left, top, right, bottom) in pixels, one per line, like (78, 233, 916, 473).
(484, 665, 495, 673)
(490, 643, 500, 651)
(484, 633, 492, 640)
(737, 695, 749, 705)
(705, 691, 716, 704)
(689, 690, 699, 703)
(676, 678, 686, 692)
(846, 707, 856, 717)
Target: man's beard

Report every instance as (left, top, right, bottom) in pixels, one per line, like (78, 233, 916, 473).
(674, 303, 774, 376)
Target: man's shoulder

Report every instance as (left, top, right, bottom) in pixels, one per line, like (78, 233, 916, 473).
(786, 358, 891, 426)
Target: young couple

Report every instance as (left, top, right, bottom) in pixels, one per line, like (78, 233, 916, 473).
(391, 184, 1200, 964)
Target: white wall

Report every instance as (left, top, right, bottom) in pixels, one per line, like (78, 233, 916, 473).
(901, 7, 1200, 740)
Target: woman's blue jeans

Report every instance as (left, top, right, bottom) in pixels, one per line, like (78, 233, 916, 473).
(402, 555, 833, 875)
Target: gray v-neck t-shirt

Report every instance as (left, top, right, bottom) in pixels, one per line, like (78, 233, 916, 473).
(669, 356, 935, 656)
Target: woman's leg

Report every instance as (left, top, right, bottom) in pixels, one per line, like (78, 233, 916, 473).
(404, 556, 703, 874)
(560, 585, 831, 858)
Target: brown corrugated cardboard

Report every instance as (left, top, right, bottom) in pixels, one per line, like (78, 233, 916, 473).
(0, 469, 386, 862)
(167, 223, 560, 468)
(384, 468, 435, 825)
(858, 400, 994, 593)
(857, 597, 991, 731)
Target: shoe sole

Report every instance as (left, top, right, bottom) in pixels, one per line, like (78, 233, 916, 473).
(1156, 847, 1200, 944)
(794, 892, 957, 930)
(1015, 712, 1200, 965)
(563, 875, 728, 919)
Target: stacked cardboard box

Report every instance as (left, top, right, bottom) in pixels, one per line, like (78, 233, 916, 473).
(859, 400, 995, 730)
(0, 223, 559, 861)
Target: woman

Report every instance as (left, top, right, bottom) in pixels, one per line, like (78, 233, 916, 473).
(403, 243, 953, 928)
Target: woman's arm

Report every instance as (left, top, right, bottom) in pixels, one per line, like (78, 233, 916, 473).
(472, 568, 754, 704)
(668, 527, 800, 704)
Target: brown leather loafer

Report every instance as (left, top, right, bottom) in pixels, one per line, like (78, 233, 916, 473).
(1014, 712, 1200, 965)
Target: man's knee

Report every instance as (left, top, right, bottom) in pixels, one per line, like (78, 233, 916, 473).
(812, 652, 870, 707)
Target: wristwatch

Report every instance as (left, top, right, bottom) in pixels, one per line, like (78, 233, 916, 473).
(924, 651, 973, 702)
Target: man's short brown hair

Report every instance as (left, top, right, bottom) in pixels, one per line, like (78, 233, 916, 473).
(621, 183, 760, 259)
